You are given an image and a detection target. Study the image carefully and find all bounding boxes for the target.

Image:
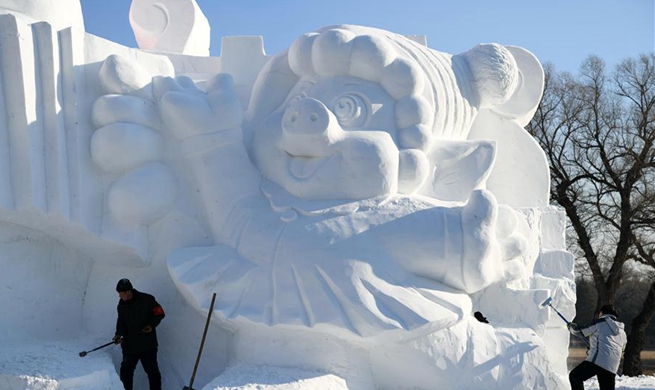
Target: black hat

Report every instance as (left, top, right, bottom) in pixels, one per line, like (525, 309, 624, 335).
(599, 304, 618, 317)
(116, 278, 133, 292)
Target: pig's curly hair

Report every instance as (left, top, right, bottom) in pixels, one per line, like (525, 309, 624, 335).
(285, 25, 519, 151)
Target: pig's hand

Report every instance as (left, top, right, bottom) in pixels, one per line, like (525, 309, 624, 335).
(157, 73, 243, 141)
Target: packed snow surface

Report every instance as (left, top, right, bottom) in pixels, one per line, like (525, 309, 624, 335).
(0, 338, 654, 390)
(0, 337, 123, 390)
(588, 376, 655, 390)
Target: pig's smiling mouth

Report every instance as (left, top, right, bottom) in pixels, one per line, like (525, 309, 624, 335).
(286, 153, 338, 180)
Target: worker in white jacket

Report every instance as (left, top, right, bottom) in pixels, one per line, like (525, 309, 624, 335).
(568, 304, 628, 390)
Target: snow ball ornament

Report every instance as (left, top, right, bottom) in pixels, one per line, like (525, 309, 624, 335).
(463, 43, 520, 109)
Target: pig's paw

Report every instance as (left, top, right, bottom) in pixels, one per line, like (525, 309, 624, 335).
(496, 204, 529, 279)
(158, 73, 244, 140)
(91, 54, 178, 226)
(460, 189, 527, 292)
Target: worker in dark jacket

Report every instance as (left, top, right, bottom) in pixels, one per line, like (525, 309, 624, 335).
(114, 278, 165, 390)
(568, 304, 627, 390)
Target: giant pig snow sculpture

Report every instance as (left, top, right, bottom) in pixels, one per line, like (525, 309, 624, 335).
(87, 25, 566, 389)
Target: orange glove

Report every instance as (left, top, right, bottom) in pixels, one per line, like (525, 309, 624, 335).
(113, 335, 123, 344)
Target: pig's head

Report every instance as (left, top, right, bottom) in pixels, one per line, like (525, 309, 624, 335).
(243, 25, 537, 201)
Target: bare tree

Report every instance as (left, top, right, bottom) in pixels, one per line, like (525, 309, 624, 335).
(526, 53, 655, 375)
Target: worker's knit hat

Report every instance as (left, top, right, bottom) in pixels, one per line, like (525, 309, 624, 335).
(116, 278, 134, 292)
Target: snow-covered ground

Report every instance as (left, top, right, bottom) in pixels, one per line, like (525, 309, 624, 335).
(587, 376, 655, 390)
(0, 337, 123, 390)
(0, 336, 654, 390)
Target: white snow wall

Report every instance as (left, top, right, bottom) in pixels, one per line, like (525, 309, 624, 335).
(0, 220, 91, 341)
(0, 14, 234, 389)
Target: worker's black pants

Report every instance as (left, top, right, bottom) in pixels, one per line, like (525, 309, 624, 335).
(569, 361, 616, 390)
(120, 348, 161, 390)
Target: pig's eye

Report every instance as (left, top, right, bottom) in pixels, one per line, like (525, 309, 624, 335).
(332, 93, 369, 129)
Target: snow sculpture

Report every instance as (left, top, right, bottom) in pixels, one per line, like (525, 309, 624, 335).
(0, 2, 576, 390)
(130, 0, 211, 56)
(0, 0, 83, 32)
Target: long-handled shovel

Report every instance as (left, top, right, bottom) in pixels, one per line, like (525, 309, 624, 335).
(541, 297, 590, 347)
(78, 340, 116, 357)
(183, 292, 217, 390)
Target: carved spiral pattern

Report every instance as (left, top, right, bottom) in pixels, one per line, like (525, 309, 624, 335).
(332, 94, 368, 128)
(131, 1, 170, 35)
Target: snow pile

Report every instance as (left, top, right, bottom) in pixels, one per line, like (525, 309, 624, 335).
(588, 376, 655, 390)
(202, 364, 349, 390)
(0, 337, 122, 390)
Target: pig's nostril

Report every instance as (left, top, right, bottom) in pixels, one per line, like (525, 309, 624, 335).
(310, 113, 318, 122)
(290, 114, 298, 123)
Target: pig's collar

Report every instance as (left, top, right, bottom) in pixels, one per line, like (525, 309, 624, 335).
(261, 180, 390, 218)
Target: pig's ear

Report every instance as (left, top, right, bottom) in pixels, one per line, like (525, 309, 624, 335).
(416, 140, 496, 202)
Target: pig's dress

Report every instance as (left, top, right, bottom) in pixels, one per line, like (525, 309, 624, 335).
(168, 125, 496, 341)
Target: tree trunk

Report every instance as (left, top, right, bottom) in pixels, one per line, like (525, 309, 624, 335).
(622, 281, 655, 376)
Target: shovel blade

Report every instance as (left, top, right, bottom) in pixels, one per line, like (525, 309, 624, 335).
(540, 297, 552, 307)
(78, 351, 87, 357)
(182, 387, 194, 390)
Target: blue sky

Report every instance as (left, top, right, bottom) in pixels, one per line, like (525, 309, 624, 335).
(80, 0, 654, 73)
